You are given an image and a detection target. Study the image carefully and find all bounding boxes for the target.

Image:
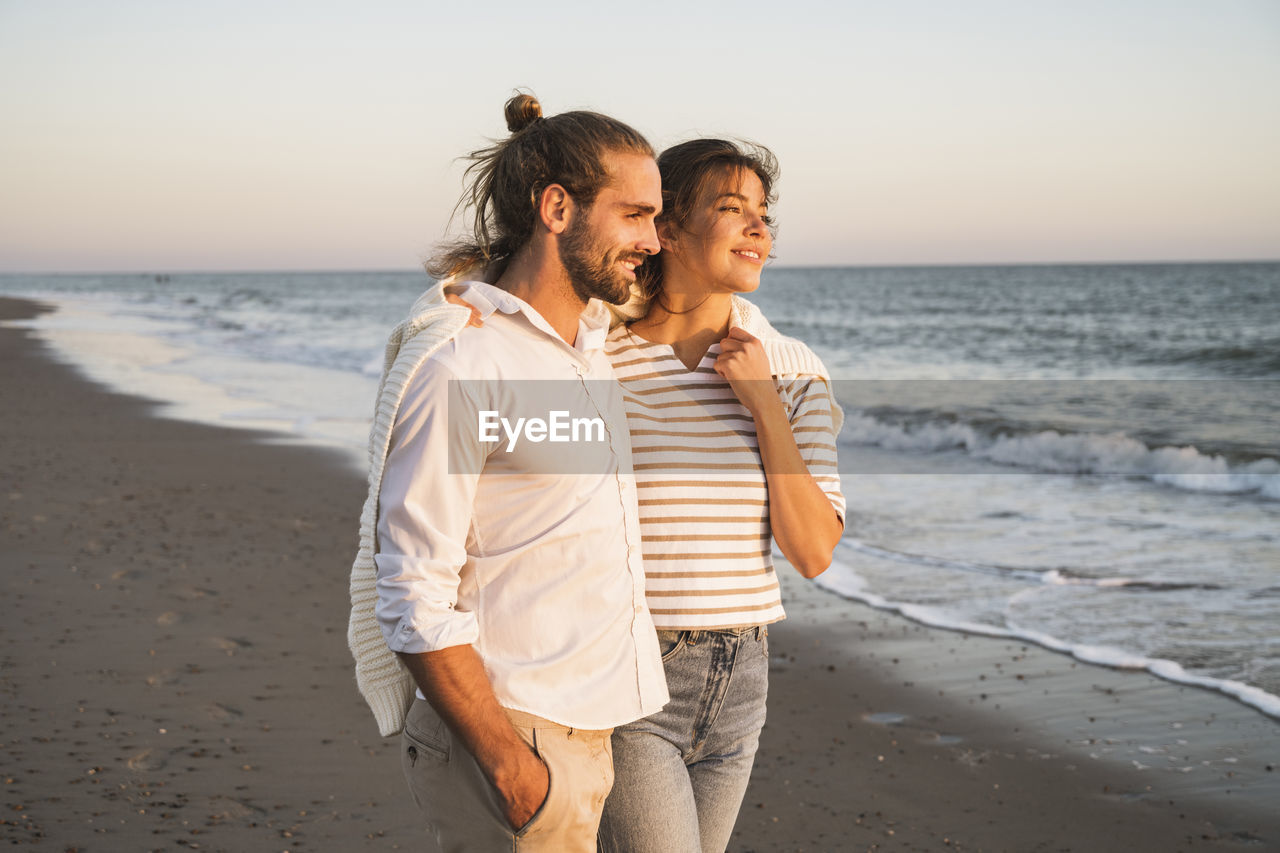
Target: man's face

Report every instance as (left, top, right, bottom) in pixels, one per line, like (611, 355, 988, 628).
(558, 151, 662, 305)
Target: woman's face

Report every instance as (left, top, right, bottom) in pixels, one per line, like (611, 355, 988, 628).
(660, 167, 773, 297)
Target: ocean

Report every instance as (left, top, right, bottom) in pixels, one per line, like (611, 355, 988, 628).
(3, 262, 1277, 719)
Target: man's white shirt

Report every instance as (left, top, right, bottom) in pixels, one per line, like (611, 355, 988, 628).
(374, 281, 668, 729)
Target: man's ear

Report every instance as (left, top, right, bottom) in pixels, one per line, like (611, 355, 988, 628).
(537, 183, 574, 235)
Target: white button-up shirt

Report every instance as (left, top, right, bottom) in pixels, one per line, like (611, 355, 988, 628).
(374, 281, 668, 729)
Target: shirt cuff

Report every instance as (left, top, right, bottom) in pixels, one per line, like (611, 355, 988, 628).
(383, 609, 480, 654)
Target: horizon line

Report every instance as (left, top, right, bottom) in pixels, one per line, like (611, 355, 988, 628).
(1, 257, 1278, 277)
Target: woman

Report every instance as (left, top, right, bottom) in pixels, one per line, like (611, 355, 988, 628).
(597, 139, 845, 852)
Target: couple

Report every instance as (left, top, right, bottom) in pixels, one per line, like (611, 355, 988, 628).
(347, 93, 844, 852)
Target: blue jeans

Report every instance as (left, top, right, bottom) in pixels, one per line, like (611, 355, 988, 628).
(598, 626, 769, 853)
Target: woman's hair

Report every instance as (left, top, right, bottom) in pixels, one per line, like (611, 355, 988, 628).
(634, 138, 779, 302)
(428, 92, 654, 280)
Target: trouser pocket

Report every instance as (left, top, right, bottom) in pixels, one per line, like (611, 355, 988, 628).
(400, 699, 452, 813)
(515, 726, 614, 851)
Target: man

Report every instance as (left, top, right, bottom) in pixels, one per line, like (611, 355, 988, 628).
(346, 93, 668, 851)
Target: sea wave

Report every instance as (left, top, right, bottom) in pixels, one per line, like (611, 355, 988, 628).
(816, 545, 1280, 720)
(839, 410, 1280, 500)
(1154, 343, 1280, 377)
(840, 539, 1226, 592)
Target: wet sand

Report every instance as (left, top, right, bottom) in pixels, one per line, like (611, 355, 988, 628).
(2, 295, 1276, 851)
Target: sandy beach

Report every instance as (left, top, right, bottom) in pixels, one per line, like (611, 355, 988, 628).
(3, 294, 1277, 852)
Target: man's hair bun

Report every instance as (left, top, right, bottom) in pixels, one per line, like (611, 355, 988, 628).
(504, 93, 542, 133)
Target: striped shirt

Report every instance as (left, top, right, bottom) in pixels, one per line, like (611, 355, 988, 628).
(606, 324, 845, 630)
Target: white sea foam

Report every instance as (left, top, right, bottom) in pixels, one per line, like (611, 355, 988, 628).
(842, 412, 981, 453)
(816, 550, 1280, 721)
(841, 412, 1280, 500)
(841, 539, 1210, 591)
(14, 295, 374, 465)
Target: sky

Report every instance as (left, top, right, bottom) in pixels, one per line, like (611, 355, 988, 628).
(2, 0, 1278, 272)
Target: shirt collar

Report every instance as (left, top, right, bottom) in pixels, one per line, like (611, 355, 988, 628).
(454, 280, 611, 356)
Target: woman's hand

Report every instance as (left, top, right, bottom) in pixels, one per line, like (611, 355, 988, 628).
(714, 327, 776, 415)
(444, 291, 484, 328)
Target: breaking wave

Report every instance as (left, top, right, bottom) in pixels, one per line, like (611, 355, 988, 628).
(839, 410, 1280, 500)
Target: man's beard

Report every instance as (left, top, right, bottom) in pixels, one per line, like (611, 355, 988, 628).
(558, 215, 644, 306)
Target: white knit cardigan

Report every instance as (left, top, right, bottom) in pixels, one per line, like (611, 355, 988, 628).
(347, 283, 841, 737)
(347, 281, 473, 737)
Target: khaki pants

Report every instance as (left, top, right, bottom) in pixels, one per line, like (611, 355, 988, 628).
(401, 698, 614, 852)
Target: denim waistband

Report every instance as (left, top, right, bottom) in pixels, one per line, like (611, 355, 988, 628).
(656, 626, 767, 642)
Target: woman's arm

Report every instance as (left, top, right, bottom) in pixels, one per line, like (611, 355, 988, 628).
(716, 327, 843, 578)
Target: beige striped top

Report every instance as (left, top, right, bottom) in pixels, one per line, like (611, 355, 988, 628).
(606, 324, 845, 630)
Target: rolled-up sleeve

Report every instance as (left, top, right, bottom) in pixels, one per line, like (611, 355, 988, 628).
(374, 359, 485, 653)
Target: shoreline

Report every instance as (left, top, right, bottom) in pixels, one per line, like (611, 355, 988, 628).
(1, 297, 416, 849)
(740, 570, 1279, 850)
(815, 549, 1280, 724)
(3, 295, 1277, 850)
